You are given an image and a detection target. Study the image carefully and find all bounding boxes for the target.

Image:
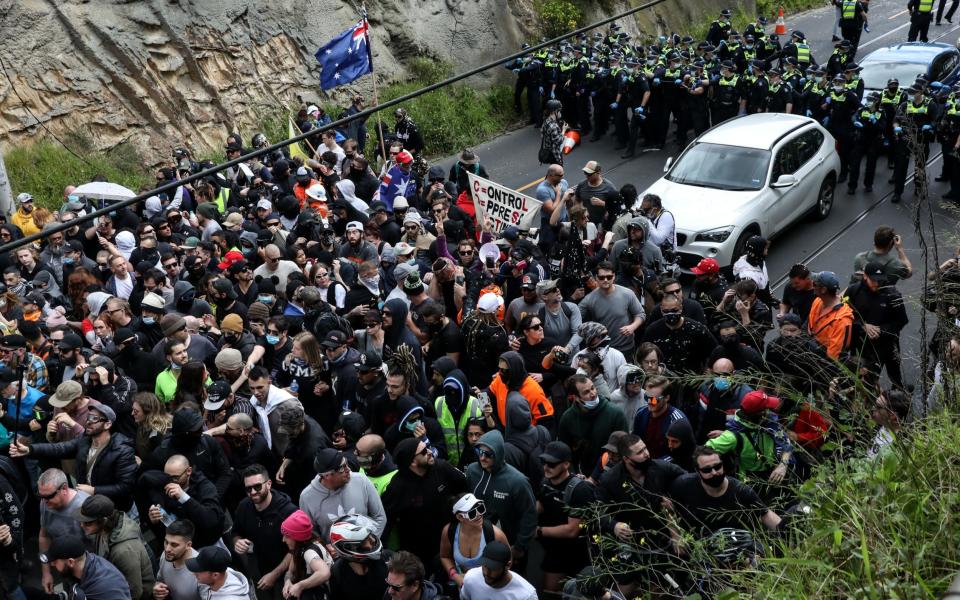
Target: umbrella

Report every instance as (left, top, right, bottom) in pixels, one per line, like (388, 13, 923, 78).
(72, 182, 137, 202)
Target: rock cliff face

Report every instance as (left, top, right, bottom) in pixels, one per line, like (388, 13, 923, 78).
(0, 0, 735, 163)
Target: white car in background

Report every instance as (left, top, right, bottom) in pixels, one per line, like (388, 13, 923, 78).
(639, 113, 841, 270)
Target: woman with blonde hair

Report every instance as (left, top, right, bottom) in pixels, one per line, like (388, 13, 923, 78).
(132, 392, 172, 459)
(276, 331, 328, 425)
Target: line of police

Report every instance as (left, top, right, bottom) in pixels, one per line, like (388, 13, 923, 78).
(507, 7, 960, 203)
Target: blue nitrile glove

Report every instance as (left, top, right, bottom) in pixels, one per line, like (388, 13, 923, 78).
(512, 68, 520, 74)
(590, 91, 597, 97)
(823, 116, 830, 127)
(610, 102, 619, 109)
(538, 86, 544, 94)
(931, 81, 944, 89)
(634, 106, 645, 115)
(869, 115, 877, 123)
(674, 79, 683, 85)
(894, 126, 903, 134)
(864, 24, 870, 32)
(923, 124, 933, 132)
(738, 108, 747, 116)
(806, 109, 813, 117)
(653, 77, 661, 85)
(550, 90, 555, 99)
(883, 139, 890, 146)
(824, 96, 831, 105)
(799, 77, 807, 86)
(854, 121, 863, 128)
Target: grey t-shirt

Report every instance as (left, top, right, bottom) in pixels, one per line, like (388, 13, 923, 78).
(40, 489, 89, 539)
(157, 548, 204, 600)
(578, 285, 645, 354)
(852, 249, 910, 285)
(541, 301, 583, 351)
(506, 298, 544, 333)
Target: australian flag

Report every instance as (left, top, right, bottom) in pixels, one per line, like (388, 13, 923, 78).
(315, 19, 373, 90)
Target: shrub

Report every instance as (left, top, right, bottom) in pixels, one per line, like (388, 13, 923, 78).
(536, 0, 584, 39)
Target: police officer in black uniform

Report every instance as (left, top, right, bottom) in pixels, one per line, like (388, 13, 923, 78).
(848, 91, 886, 194)
(710, 60, 744, 124)
(936, 83, 960, 191)
(707, 8, 734, 47)
(659, 52, 687, 146)
(891, 86, 940, 202)
(908, 0, 936, 42)
(763, 68, 794, 113)
(880, 78, 904, 167)
(827, 39, 854, 77)
(609, 54, 632, 149)
(742, 60, 769, 115)
(621, 57, 654, 159)
(824, 73, 860, 184)
(684, 60, 712, 136)
(839, 0, 867, 56)
(843, 62, 865, 101)
(780, 30, 816, 70)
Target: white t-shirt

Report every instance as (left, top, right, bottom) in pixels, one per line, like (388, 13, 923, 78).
(460, 568, 537, 600)
(253, 260, 302, 292)
(113, 273, 134, 300)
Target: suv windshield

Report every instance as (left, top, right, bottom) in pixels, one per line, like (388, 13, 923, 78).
(860, 61, 929, 90)
(666, 143, 770, 191)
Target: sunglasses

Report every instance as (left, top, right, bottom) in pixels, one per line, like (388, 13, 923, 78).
(541, 459, 561, 468)
(416, 446, 432, 457)
(459, 502, 486, 521)
(459, 249, 474, 256)
(525, 323, 543, 331)
(86, 415, 105, 424)
(385, 581, 407, 592)
(698, 463, 723, 474)
(475, 447, 495, 459)
(39, 484, 66, 501)
(244, 482, 265, 493)
(597, 274, 615, 281)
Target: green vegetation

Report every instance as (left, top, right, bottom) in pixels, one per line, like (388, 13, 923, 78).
(5, 133, 151, 211)
(536, 0, 585, 38)
(732, 412, 960, 598)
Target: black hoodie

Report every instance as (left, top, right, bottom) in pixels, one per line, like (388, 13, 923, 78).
(664, 419, 696, 472)
(233, 489, 298, 574)
(381, 437, 467, 567)
(503, 397, 552, 489)
(384, 396, 447, 458)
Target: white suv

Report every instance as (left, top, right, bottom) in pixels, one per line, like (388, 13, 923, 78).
(639, 113, 841, 270)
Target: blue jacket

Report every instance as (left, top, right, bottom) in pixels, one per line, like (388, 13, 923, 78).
(74, 551, 133, 599)
(632, 405, 689, 450)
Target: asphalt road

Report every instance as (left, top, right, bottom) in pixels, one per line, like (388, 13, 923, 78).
(434, 0, 960, 387)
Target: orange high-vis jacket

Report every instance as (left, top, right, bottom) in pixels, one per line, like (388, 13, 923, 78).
(808, 296, 854, 359)
(489, 373, 554, 426)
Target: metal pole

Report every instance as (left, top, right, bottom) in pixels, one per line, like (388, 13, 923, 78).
(0, 144, 12, 218)
(0, 0, 673, 256)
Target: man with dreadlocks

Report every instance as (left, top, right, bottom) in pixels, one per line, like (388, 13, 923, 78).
(381, 298, 428, 396)
(460, 293, 510, 388)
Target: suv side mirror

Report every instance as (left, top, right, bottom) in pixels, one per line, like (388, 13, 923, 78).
(771, 174, 797, 188)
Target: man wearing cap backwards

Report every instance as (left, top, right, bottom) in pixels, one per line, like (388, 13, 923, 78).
(78, 494, 155, 599)
(338, 220, 379, 266)
(706, 390, 794, 501)
(688, 257, 729, 327)
(13, 400, 137, 508)
(298, 447, 387, 543)
(669, 446, 783, 539)
(187, 545, 253, 599)
(382, 437, 467, 570)
(42, 534, 133, 599)
(808, 270, 855, 359)
(846, 261, 909, 387)
(459, 540, 537, 599)
(535, 440, 596, 594)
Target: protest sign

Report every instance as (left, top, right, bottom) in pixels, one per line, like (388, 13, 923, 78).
(468, 173, 542, 234)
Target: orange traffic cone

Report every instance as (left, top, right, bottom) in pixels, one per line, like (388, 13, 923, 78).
(775, 7, 787, 35)
(562, 130, 580, 154)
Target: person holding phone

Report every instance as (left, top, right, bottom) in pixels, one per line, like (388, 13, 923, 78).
(851, 225, 913, 286)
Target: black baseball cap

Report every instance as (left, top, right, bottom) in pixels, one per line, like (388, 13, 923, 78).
(40, 535, 85, 563)
(539, 441, 572, 463)
(863, 261, 890, 284)
(204, 381, 232, 411)
(186, 546, 232, 573)
(321, 330, 347, 349)
(355, 350, 383, 372)
(479, 541, 512, 569)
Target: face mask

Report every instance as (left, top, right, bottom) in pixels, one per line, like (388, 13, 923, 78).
(361, 275, 380, 288)
(63, 256, 74, 265)
(702, 473, 725, 488)
(894, 126, 903, 134)
(713, 376, 731, 392)
(582, 398, 600, 410)
(225, 334, 239, 344)
(143, 317, 155, 325)
(170, 362, 182, 371)
(833, 86, 844, 93)
(720, 334, 739, 347)
(663, 312, 682, 327)
(404, 419, 421, 433)
(258, 295, 274, 305)
(265, 334, 280, 345)
(357, 455, 374, 469)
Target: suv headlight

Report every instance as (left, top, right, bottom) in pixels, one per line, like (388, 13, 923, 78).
(694, 226, 735, 243)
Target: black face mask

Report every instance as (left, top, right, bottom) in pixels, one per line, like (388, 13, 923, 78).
(720, 334, 739, 348)
(663, 312, 682, 327)
(225, 334, 240, 345)
(701, 473, 725, 488)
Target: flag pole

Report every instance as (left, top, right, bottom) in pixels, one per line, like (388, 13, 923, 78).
(361, 4, 389, 169)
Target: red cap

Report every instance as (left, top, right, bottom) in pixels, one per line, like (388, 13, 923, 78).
(691, 257, 720, 275)
(740, 391, 780, 414)
(395, 150, 413, 165)
(218, 250, 245, 270)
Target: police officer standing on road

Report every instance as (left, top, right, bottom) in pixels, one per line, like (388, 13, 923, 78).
(711, 60, 744, 124)
(824, 73, 860, 185)
(848, 91, 887, 195)
(620, 58, 652, 159)
(707, 9, 734, 47)
(742, 60, 769, 115)
(827, 40, 853, 76)
(839, 0, 867, 56)
(909, 0, 936, 42)
(781, 31, 816, 70)
(763, 68, 794, 114)
(891, 86, 940, 203)
(881, 79, 904, 167)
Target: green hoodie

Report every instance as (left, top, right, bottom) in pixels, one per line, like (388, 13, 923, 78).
(93, 511, 155, 599)
(558, 396, 629, 475)
(465, 430, 538, 551)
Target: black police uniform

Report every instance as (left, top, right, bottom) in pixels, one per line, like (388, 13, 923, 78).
(711, 71, 744, 124)
(848, 103, 886, 193)
(824, 85, 860, 181)
(908, 0, 935, 42)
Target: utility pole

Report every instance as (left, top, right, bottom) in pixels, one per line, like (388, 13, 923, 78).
(0, 145, 11, 217)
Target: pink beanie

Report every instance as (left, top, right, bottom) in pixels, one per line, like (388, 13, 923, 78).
(281, 510, 315, 542)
